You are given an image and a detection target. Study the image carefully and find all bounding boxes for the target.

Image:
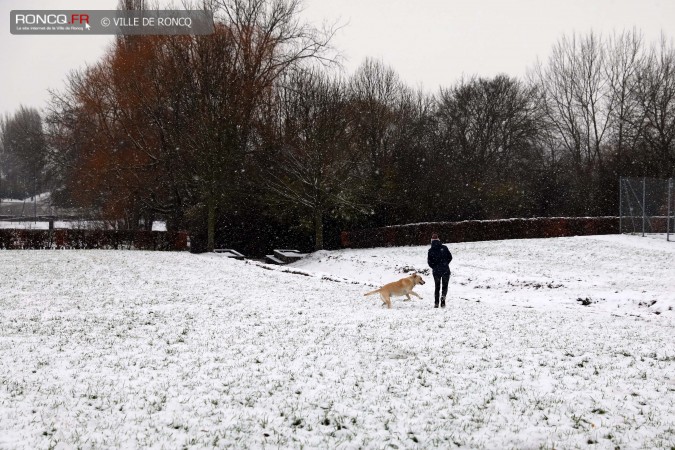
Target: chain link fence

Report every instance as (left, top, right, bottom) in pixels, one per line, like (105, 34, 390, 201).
(619, 177, 674, 241)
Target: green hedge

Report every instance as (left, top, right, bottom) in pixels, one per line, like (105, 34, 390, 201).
(341, 217, 622, 248)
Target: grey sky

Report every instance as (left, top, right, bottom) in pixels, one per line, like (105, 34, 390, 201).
(1, 0, 674, 117)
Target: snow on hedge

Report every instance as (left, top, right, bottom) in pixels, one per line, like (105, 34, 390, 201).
(0, 235, 673, 449)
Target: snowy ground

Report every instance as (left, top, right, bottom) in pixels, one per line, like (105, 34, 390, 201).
(293, 233, 675, 317)
(0, 235, 673, 449)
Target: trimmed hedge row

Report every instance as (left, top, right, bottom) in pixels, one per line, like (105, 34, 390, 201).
(341, 217, 625, 249)
(0, 229, 188, 250)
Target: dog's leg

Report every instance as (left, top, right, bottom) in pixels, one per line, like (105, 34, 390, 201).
(404, 294, 411, 301)
(381, 292, 392, 308)
(410, 291, 423, 300)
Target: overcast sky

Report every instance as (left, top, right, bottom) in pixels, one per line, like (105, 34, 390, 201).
(1, 0, 674, 117)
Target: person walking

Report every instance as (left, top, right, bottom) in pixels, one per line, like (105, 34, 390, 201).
(427, 233, 452, 308)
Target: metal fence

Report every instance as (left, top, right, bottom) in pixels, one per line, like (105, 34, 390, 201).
(619, 177, 674, 241)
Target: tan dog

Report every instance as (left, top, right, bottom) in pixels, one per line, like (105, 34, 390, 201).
(364, 273, 426, 308)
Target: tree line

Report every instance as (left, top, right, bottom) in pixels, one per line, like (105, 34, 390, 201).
(0, 106, 47, 200)
(1, 0, 674, 254)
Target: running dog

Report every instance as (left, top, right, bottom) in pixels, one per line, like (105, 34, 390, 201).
(363, 273, 425, 308)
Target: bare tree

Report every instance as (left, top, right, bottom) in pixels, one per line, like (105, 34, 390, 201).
(48, 0, 337, 249)
(435, 75, 543, 218)
(265, 69, 367, 250)
(633, 34, 675, 177)
(347, 58, 415, 224)
(606, 29, 646, 168)
(383, 87, 436, 223)
(0, 106, 47, 200)
(349, 58, 402, 169)
(174, 0, 339, 250)
(530, 32, 616, 171)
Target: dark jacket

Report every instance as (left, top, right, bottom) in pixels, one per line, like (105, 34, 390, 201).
(427, 240, 452, 276)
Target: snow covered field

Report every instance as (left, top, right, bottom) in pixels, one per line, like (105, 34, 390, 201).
(0, 235, 673, 449)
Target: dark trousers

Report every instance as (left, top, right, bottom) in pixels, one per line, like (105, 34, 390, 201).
(433, 272, 450, 304)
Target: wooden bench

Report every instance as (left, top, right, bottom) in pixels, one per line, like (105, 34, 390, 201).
(264, 249, 308, 265)
(214, 248, 245, 260)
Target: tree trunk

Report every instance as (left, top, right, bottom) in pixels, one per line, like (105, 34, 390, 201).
(207, 195, 216, 252)
(314, 207, 323, 251)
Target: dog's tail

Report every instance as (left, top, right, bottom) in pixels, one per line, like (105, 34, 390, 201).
(363, 288, 381, 297)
